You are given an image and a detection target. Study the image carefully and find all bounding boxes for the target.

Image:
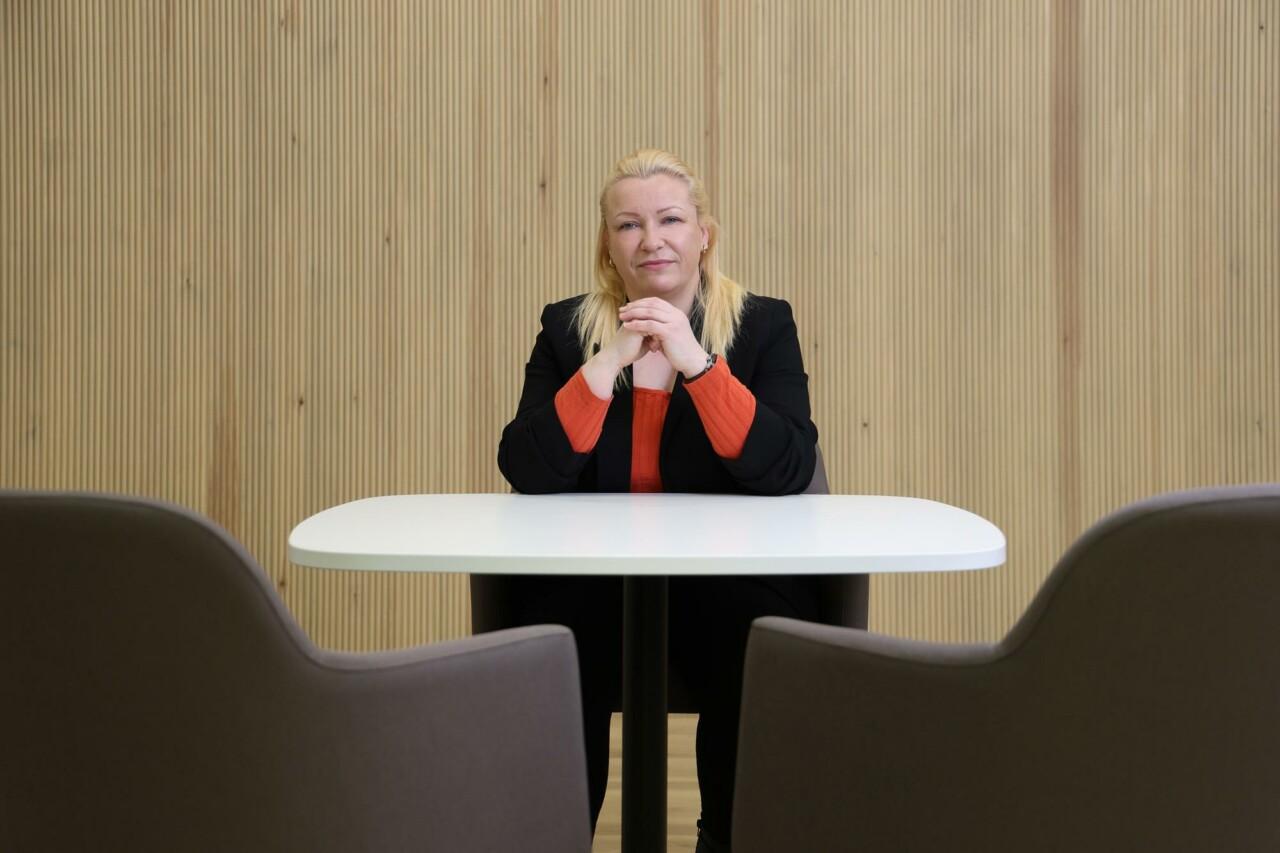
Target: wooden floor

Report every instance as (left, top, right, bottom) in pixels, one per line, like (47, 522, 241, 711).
(591, 713, 700, 853)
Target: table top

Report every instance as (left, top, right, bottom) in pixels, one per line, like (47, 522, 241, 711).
(288, 493, 1006, 576)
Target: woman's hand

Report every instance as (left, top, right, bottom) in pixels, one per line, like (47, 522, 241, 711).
(618, 297, 709, 376)
(605, 318, 658, 368)
(580, 298, 708, 397)
(581, 321, 655, 398)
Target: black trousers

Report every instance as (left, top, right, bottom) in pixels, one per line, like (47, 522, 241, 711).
(509, 575, 820, 844)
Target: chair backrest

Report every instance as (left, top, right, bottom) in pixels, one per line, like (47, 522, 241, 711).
(803, 445, 831, 494)
(1, 491, 590, 853)
(807, 446, 869, 629)
(733, 484, 1280, 852)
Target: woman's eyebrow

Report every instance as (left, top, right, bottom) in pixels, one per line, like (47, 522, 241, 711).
(611, 205, 687, 219)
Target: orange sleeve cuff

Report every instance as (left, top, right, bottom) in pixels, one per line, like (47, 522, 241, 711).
(684, 357, 755, 460)
(554, 369, 612, 453)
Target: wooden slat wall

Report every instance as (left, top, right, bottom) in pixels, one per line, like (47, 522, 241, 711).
(3, 0, 1276, 649)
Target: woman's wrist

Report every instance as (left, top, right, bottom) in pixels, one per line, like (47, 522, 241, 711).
(581, 349, 622, 399)
(681, 350, 715, 379)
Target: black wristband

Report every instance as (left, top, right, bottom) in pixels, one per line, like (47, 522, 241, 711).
(686, 353, 717, 382)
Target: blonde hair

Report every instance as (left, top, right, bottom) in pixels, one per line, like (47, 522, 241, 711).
(574, 148, 747, 371)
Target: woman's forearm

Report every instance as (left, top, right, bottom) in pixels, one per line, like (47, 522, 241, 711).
(580, 349, 623, 399)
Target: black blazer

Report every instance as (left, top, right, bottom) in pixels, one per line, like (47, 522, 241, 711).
(498, 293, 818, 496)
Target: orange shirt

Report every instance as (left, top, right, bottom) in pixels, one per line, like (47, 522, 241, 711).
(630, 388, 668, 492)
(553, 357, 756, 492)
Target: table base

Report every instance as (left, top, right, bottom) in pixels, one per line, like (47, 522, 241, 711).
(622, 576, 668, 853)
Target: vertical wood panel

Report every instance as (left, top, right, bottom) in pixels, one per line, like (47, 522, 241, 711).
(2, 0, 1277, 649)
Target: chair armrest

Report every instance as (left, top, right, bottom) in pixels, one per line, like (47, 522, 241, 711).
(294, 626, 591, 853)
(748, 615, 998, 667)
(734, 617, 1005, 853)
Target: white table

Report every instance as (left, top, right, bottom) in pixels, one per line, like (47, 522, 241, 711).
(289, 493, 1005, 853)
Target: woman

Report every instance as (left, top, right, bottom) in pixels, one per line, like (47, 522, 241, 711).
(498, 148, 820, 852)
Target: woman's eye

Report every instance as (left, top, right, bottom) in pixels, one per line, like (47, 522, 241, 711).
(618, 222, 636, 231)
(663, 216, 682, 224)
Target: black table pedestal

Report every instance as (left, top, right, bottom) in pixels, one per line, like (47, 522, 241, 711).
(621, 575, 668, 853)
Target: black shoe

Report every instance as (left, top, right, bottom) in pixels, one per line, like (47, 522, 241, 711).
(694, 819, 730, 853)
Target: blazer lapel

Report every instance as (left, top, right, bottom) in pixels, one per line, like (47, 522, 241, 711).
(595, 369, 633, 492)
(661, 379, 694, 467)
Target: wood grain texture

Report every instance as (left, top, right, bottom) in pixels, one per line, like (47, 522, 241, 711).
(2, 1, 1277, 649)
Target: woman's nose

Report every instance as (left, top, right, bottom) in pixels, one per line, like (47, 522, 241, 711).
(640, 229, 663, 250)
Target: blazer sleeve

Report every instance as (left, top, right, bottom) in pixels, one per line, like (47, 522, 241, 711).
(718, 298, 818, 495)
(497, 303, 595, 494)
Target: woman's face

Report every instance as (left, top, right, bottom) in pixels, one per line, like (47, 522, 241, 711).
(604, 174, 709, 309)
